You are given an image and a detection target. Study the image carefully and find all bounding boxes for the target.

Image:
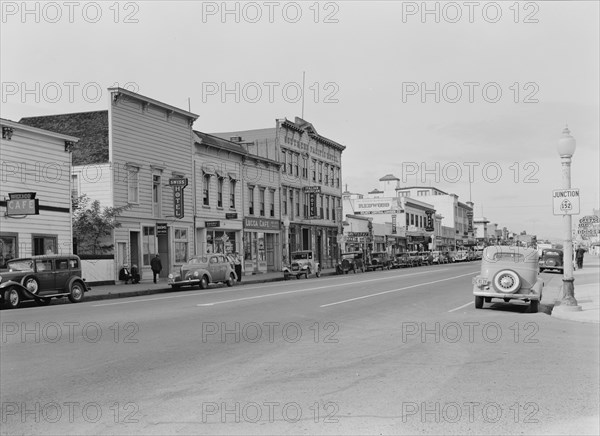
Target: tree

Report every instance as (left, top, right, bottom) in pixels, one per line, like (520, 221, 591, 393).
(72, 195, 130, 255)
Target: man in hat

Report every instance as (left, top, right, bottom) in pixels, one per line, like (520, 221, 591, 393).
(150, 254, 162, 284)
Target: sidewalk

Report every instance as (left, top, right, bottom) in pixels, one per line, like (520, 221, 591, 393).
(549, 253, 600, 324)
(83, 268, 339, 302)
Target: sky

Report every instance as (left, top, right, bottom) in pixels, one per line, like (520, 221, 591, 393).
(1, 0, 599, 240)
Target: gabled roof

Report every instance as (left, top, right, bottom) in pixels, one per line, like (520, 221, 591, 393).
(379, 174, 399, 181)
(19, 111, 108, 165)
(368, 188, 384, 194)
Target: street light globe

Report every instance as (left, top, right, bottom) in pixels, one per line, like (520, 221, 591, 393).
(557, 126, 576, 157)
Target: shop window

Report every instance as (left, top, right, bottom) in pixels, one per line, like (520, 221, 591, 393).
(174, 228, 188, 263)
(142, 226, 156, 266)
(33, 235, 57, 256)
(0, 234, 18, 269)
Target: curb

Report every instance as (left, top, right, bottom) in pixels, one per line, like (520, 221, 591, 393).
(83, 270, 340, 303)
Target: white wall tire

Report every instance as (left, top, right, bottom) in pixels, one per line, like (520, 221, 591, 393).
(493, 269, 521, 293)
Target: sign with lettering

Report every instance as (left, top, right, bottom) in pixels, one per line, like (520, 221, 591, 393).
(170, 179, 188, 219)
(355, 198, 398, 214)
(392, 214, 397, 234)
(156, 223, 168, 235)
(304, 186, 321, 193)
(425, 211, 434, 232)
(467, 211, 474, 232)
(225, 213, 238, 219)
(244, 217, 281, 230)
(205, 221, 220, 228)
(6, 192, 39, 216)
(553, 189, 580, 215)
(309, 192, 317, 217)
(348, 232, 369, 237)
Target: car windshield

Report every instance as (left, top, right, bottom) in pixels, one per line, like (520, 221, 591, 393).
(544, 251, 561, 256)
(292, 253, 309, 260)
(6, 260, 33, 272)
(343, 253, 360, 258)
(188, 257, 208, 264)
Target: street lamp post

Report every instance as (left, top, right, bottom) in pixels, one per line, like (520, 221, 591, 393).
(557, 126, 580, 309)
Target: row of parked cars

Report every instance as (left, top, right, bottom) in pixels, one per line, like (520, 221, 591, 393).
(335, 249, 483, 274)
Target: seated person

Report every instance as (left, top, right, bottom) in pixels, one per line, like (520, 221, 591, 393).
(119, 265, 132, 284)
(130, 265, 141, 284)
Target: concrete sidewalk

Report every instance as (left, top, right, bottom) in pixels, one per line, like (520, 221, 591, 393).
(549, 253, 600, 324)
(83, 268, 339, 302)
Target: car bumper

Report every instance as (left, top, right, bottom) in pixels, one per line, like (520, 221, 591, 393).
(168, 278, 201, 286)
(473, 288, 541, 301)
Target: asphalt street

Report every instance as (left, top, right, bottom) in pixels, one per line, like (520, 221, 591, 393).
(1, 263, 598, 435)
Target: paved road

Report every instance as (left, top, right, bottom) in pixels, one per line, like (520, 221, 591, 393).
(2, 263, 598, 435)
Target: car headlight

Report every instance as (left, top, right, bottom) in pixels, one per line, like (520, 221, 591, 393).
(194, 271, 199, 277)
(168, 273, 173, 279)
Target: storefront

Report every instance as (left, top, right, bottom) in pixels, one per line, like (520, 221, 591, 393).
(243, 217, 281, 274)
(386, 235, 407, 255)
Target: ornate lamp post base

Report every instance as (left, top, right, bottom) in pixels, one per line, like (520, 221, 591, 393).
(558, 278, 582, 311)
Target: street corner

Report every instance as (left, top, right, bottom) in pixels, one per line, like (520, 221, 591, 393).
(551, 283, 600, 324)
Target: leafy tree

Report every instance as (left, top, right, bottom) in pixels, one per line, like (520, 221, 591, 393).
(72, 195, 130, 255)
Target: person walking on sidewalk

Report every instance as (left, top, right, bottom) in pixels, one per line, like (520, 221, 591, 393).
(576, 246, 586, 270)
(150, 254, 162, 283)
(233, 252, 242, 282)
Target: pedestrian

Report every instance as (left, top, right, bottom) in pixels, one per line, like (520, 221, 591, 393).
(233, 252, 242, 282)
(130, 264, 141, 284)
(119, 264, 132, 284)
(576, 246, 586, 269)
(150, 254, 162, 283)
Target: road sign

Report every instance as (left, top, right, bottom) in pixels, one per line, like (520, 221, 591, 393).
(552, 189, 580, 215)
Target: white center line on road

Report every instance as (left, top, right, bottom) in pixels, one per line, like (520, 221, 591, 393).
(448, 301, 474, 313)
(93, 269, 444, 307)
(196, 270, 445, 307)
(320, 271, 478, 308)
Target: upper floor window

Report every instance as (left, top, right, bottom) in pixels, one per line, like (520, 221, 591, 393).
(282, 150, 287, 173)
(217, 177, 224, 208)
(248, 186, 255, 215)
(152, 174, 162, 217)
(287, 152, 293, 174)
(312, 160, 317, 182)
(229, 180, 236, 209)
(324, 164, 329, 185)
(294, 154, 299, 177)
(318, 162, 323, 183)
(417, 190, 429, 196)
(203, 173, 211, 206)
(127, 167, 139, 203)
(289, 189, 294, 219)
(259, 188, 265, 216)
(282, 188, 287, 215)
(302, 157, 308, 179)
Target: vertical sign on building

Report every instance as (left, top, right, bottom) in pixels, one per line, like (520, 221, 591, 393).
(304, 186, 321, 218)
(391, 214, 397, 234)
(425, 211, 434, 232)
(169, 178, 188, 219)
(467, 211, 474, 233)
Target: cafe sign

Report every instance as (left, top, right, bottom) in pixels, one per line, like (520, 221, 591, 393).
(244, 217, 281, 230)
(6, 192, 39, 216)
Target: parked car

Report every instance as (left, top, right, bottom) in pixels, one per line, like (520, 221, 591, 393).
(337, 251, 365, 274)
(539, 249, 564, 273)
(283, 250, 321, 279)
(367, 251, 392, 271)
(168, 254, 237, 289)
(454, 250, 469, 262)
(0, 255, 90, 309)
(406, 251, 424, 266)
(418, 251, 434, 266)
(393, 253, 416, 268)
(473, 249, 484, 260)
(472, 246, 543, 313)
(432, 251, 449, 264)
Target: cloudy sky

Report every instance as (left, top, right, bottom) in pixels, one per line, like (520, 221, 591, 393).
(2, 0, 598, 240)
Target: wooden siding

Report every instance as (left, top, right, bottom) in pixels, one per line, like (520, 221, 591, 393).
(1, 127, 73, 257)
(110, 95, 194, 225)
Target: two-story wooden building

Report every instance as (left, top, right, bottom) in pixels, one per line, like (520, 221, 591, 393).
(1, 118, 79, 267)
(20, 88, 199, 282)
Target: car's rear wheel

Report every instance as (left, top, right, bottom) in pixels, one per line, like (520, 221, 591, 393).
(68, 282, 85, 303)
(493, 269, 521, 293)
(529, 300, 539, 313)
(475, 296, 484, 309)
(199, 275, 209, 289)
(4, 288, 21, 309)
(22, 276, 40, 294)
(226, 273, 235, 287)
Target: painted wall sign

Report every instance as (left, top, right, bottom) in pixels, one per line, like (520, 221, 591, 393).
(6, 192, 39, 216)
(244, 217, 281, 230)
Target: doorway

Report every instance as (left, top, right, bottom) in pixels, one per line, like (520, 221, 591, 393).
(157, 233, 169, 278)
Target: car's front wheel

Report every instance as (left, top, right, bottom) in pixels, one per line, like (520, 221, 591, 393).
(475, 296, 484, 309)
(68, 282, 85, 303)
(199, 275, 209, 289)
(4, 288, 21, 309)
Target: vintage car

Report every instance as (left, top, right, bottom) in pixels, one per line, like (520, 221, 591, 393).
(472, 246, 543, 313)
(337, 251, 365, 274)
(168, 254, 237, 289)
(283, 250, 321, 279)
(393, 253, 415, 268)
(418, 251, 434, 266)
(454, 250, 469, 262)
(539, 249, 564, 273)
(432, 251, 449, 264)
(406, 251, 424, 266)
(366, 251, 392, 271)
(0, 255, 89, 309)
(473, 249, 484, 260)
